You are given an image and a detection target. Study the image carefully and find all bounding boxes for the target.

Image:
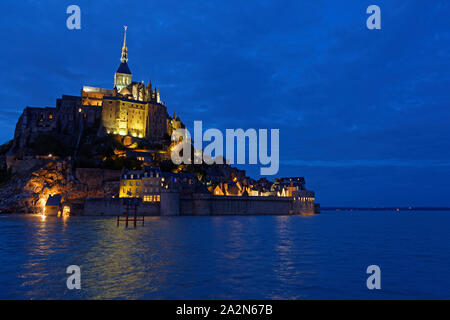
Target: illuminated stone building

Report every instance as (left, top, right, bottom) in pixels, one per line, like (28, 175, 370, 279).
(167, 111, 182, 137)
(211, 182, 245, 196)
(119, 167, 204, 202)
(12, 26, 181, 154)
(81, 87, 113, 107)
(99, 26, 167, 141)
(271, 177, 306, 197)
(82, 25, 175, 142)
(102, 97, 148, 138)
(120, 167, 163, 202)
(12, 95, 93, 151)
(119, 169, 143, 199)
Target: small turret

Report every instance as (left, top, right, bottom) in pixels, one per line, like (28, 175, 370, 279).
(155, 88, 161, 103)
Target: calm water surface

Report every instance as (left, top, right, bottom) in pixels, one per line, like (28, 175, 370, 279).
(0, 211, 449, 299)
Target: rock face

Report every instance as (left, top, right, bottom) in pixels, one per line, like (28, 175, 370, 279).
(0, 161, 76, 213)
(23, 162, 74, 213)
(0, 160, 120, 214)
(74, 168, 121, 190)
(0, 176, 29, 213)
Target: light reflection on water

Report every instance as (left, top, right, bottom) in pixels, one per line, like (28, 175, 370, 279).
(0, 211, 449, 299)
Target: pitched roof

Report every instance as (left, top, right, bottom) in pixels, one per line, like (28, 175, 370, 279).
(143, 166, 161, 174)
(119, 87, 131, 95)
(116, 62, 131, 74)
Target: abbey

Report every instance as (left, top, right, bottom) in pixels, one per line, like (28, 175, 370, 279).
(85, 26, 173, 140)
(11, 26, 182, 152)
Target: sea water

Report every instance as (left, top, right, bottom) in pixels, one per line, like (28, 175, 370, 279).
(0, 211, 448, 299)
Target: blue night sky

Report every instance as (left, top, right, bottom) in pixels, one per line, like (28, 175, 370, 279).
(0, 1, 449, 207)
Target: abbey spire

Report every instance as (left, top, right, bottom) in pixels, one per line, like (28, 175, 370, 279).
(114, 26, 132, 91)
(121, 25, 128, 63)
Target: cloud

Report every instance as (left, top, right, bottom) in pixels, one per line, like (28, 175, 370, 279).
(0, 1, 449, 205)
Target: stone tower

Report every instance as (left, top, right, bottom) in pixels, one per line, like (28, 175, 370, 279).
(114, 26, 132, 91)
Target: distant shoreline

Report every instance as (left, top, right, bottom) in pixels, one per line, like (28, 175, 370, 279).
(322, 207, 450, 211)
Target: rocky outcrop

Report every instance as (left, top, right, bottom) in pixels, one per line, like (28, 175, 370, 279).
(0, 158, 122, 214)
(0, 176, 30, 213)
(22, 162, 75, 213)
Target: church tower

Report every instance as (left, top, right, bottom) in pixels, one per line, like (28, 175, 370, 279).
(114, 26, 132, 91)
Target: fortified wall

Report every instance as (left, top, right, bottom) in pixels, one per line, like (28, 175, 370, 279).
(172, 191, 315, 216)
(83, 190, 316, 216)
(83, 197, 159, 216)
